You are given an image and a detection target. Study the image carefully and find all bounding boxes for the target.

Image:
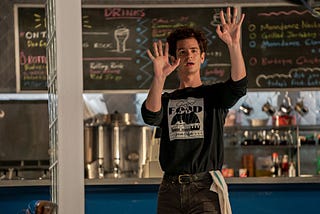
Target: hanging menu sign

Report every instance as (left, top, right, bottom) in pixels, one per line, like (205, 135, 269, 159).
(82, 7, 230, 90)
(15, 6, 47, 91)
(242, 6, 320, 89)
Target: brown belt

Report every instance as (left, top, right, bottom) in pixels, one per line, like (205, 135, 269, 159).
(163, 172, 211, 184)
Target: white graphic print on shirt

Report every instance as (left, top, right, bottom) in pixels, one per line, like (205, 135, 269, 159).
(168, 97, 204, 141)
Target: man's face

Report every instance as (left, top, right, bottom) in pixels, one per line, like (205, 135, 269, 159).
(175, 38, 205, 76)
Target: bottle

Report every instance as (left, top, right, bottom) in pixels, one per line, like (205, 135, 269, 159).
(289, 162, 296, 177)
(281, 155, 289, 177)
(316, 149, 320, 175)
(317, 136, 320, 175)
(270, 152, 280, 177)
(277, 155, 282, 177)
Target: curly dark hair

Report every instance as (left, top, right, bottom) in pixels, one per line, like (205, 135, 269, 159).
(166, 26, 207, 58)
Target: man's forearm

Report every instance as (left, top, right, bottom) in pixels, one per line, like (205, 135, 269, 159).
(228, 44, 246, 81)
(145, 77, 166, 112)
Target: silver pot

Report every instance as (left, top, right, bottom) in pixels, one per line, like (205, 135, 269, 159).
(247, 118, 269, 127)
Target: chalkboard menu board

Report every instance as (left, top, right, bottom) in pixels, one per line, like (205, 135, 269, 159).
(82, 7, 230, 90)
(242, 6, 320, 89)
(15, 6, 47, 91)
(15, 6, 230, 91)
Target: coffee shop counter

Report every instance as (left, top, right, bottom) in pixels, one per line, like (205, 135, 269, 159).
(84, 175, 320, 185)
(1, 175, 320, 186)
(1, 176, 320, 213)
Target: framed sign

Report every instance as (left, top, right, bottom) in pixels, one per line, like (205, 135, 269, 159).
(14, 5, 47, 91)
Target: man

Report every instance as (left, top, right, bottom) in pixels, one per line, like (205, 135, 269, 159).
(141, 7, 247, 214)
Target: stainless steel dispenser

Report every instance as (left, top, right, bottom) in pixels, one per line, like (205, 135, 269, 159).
(84, 112, 153, 178)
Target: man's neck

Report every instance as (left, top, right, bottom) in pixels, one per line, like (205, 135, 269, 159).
(178, 75, 202, 89)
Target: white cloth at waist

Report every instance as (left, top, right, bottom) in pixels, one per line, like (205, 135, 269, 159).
(209, 170, 232, 214)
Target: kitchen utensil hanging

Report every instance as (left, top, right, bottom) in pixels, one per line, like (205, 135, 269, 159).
(279, 91, 293, 115)
(239, 96, 253, 116)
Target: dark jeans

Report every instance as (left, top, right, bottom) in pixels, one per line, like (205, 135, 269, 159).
(157, 173, 221, 214)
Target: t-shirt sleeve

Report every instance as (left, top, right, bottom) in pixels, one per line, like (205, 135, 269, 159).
(141, 100, 163, 126)
(216, 76, 248, 108)
(227, 76, 248, 95)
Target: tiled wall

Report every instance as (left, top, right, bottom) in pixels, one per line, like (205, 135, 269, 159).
(232, 91, 320, 126)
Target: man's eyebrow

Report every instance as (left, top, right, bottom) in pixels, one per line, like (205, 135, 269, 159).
(177, 47, 199, 51)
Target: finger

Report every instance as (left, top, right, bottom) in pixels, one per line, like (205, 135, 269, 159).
(232, 7, 238, 24)
(164, 42, 169, 56)
(220, 9, 226, 25)
(169, 56, 175, 64)
(158, 40, 163, 56)
(216, 25, 223, 37)
(226, 7, 231, 23)
(237, 13, 245, 26)
(171, 58, 181, 69)
(147, 49, 155, 60)
(153, 42, 159, 56)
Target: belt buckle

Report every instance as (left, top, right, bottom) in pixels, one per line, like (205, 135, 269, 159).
(178, 174, 191, 184)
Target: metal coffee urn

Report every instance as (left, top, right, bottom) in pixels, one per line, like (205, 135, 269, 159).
(84, 112, 153, 179)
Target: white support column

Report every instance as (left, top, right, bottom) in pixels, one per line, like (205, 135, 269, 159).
(55, 0, 84, 213)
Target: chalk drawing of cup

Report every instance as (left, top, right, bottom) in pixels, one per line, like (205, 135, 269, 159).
(114, 27, 129, 53)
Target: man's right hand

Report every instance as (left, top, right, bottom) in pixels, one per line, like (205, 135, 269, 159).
(147, 40, 180, 81)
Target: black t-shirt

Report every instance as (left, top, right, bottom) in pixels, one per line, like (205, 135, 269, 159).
(141, 77, 247, 175)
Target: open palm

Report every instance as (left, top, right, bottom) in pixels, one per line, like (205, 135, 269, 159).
(216, 7, 245, 46)
(147, 40, 180, 79)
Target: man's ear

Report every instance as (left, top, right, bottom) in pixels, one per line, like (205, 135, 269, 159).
(200, 52, 205, 63)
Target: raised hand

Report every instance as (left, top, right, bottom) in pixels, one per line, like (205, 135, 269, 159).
(216, 7, 245, 47)
(147, 40, 180, 80)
